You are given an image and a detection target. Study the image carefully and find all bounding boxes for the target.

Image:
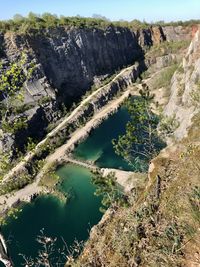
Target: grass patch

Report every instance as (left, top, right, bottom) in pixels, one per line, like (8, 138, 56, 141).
(73, 140, 200, 267)
(151, 64, 178, 89)
(147, 40, 190, 59)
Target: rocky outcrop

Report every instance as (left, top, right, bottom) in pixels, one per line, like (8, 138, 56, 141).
(0, 25, 195, 153)
(2, 27, 144, 105)
(136, 26, 166, 48)
(164, 28, 200, 141)
(162, 25, 194, 41)
(155, 54, 178, 69)
(1, 25, 193, 106)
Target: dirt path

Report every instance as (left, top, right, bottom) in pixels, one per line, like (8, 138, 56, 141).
(1, 65, 135, 183)
(0, 178, 44, 212)
(0, 88, 135, 213)
(63, 157, 97, 170)
(45, 89, 131, 165)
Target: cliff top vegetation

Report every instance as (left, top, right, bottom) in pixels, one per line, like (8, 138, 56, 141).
(0, 12, 199, 34)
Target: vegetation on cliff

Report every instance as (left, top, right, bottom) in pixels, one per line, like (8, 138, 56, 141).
(113, 85, 165, 171)
(73, 136, 200, 267)
(0, 13, 148, 33)
(0, 13, 199, 34)
(0, 53, 35, 134)
(0, 13, 199, 267)
(92, 171, 129, 213)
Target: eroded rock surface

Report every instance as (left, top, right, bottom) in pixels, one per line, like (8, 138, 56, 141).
(164, 29, 200, 141)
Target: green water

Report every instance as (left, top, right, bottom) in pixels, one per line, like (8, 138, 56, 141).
(2, 165, 102, 266)
(74, 107, 133, 171)
(2, 106, 133, 266)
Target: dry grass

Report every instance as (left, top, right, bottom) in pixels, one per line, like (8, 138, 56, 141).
(71, 137, 200, 267)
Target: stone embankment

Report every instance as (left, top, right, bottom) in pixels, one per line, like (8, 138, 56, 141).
(0, 64, 142, 214)
(0, 24, 194, 152)
(1, 63, 140, 184)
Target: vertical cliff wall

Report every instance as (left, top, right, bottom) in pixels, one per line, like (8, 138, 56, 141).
(0, 25, 194, 105)
(0, 25, 195, 153)
(2, 26, 145, 105)
(164, 28, 200, 141)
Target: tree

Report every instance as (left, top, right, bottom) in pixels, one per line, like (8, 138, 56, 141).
(28, 12, 40, 21)
(41, 13, 58, 27)
(92, 171, 128, 212)
(0, 53, 35, 134)
(113, 84, 164, 172)
(13, 14, 24, 22)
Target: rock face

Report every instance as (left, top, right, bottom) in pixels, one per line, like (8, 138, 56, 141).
(2, 26, 145, 105)
(0, 26, 145, 152)
(73, 29, 200, 267)
(0, 25, 193, 106)
(30, 27, 143, 103)
(136, 26, 166, 48)
(0, 25, 194, 152)
(164, 28, 200, 141)
(162, 25, 194, 41)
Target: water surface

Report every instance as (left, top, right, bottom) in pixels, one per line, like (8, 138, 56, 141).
(74, 107, 133, 171)
(2, 165, 102, 266)
(2, 107, 133, 266)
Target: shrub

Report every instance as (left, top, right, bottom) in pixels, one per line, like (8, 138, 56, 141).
(147, 40, 190, 59)
(189, 186, 200, 223)
(159, 114, 180, 137)
(190, 82, 200, 107)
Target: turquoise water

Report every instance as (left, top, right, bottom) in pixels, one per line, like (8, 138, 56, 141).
(74, 107, 133, 171)
(2, 165, 102, 266)
(1, 106, 133, 266)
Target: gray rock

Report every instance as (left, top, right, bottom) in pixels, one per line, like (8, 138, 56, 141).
(162, 26, 192, 41)
(0, 25, 194, 153)
(164, 29, 200, 141)
(156, 54, 178, 69)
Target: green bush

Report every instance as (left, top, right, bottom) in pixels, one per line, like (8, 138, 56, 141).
(1, 13, 199, 34)
(190, 82, 200, 107)
(159, 114, 180, 137)
(1, 116, 28, 134)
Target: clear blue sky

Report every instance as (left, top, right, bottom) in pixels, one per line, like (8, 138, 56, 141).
(0, 0, 199, 22)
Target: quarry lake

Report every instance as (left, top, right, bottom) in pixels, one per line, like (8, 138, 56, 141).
(2, 106, 131, 266)
(2, 165, 102, 266)
(73, 107, 132, 171)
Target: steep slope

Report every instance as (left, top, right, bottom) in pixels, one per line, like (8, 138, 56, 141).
(71, 29, 200, 267)
(0, 24, 194, 154)
(0, 25, 193, 107)
(0, 26, 149, 154)
(163, 28, 200, 141)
